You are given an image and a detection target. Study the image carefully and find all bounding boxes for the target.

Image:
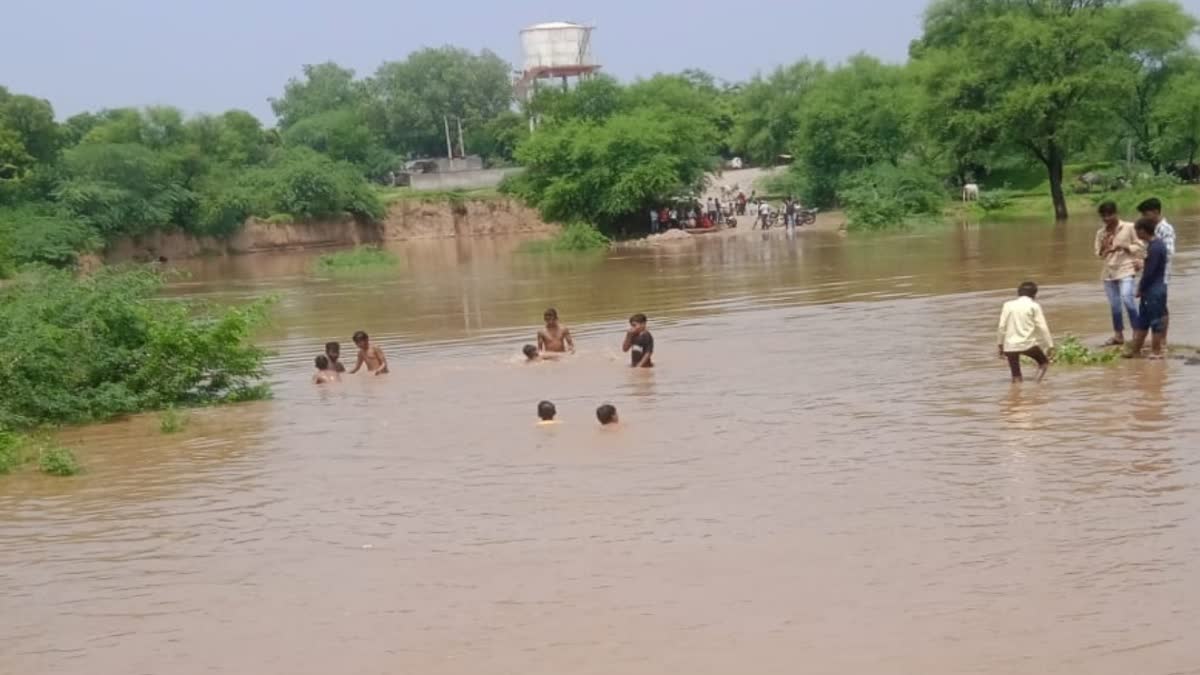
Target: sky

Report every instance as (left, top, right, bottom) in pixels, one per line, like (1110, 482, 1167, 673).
(4, 0, 1200, 122)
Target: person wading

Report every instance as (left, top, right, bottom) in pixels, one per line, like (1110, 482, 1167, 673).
(1094, 201, 1143, 346)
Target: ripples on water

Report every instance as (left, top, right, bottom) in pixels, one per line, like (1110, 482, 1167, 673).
(2, 222, 1199, 675)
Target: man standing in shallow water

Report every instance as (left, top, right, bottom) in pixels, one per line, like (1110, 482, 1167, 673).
(1094, 201, 1143, 346)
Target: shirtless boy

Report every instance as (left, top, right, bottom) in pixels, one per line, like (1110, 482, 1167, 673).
(350, 330, 389, 375)
(537, 308, 575, 354)
(313, 355, 341, 385)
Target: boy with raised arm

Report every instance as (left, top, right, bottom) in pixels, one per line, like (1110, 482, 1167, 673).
(622, 313, 655, 368)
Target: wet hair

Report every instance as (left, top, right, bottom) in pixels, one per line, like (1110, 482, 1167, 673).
(596, 404, 618, 425)
(325, 341, 340, 355)
(544, 308, 558, 321)
(1097, 201, 1118, 217)
(537, 400, 557, 421)
(1137, 197, 1162, 214)
(523, 344, 539, 360)
(352, 331, 368, 344)
(629, 313, 648, 325)
(315, 355, 330, 370)
(1018, 281, 1039, 298)
(1135, 217, 1158, 236)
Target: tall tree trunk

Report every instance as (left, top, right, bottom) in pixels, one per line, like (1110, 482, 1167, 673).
(1046, 142, 1068, 222)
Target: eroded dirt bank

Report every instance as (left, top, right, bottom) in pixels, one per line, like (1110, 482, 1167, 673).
(103, 198, 557, 262)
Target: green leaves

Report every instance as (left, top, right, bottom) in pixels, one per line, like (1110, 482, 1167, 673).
(0, 267, 272, 430)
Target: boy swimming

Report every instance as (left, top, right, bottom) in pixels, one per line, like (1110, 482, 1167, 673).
(596, 404, 619, 426)
(312, 355, 341, 385)
(325, 342, 347, 373)
(537, 400, 559, 425)
(350, 331, 389, 375)
(537, 308, 575, 354)
(996, 281, 1054, 383)
(622, 313, 654, 368)
(523, 344, 561, 361)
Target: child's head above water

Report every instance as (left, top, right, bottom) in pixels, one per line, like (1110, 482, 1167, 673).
(325, 342, 341, 360)
(1017, 281, 1038, 299)
(544, 308, 559, 325)
(596, 404, 618, 426)
(538, 400, 557, 421)
(523, 344, 539, 361)
(352, 331, 369, 348)
(315, 354, 331, 371)
(628, 313, 648, 333)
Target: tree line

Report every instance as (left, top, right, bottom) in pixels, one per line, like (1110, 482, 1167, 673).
(4, 0, 1200, 271)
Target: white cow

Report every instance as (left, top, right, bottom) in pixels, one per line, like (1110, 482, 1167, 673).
(962, 183, 980, 202)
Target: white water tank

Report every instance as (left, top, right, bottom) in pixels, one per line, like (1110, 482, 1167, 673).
(520, 22, 595, 71)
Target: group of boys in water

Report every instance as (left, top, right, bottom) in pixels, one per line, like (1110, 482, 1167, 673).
(311, 309, 654, 425)
(997, 197, 1176, 383)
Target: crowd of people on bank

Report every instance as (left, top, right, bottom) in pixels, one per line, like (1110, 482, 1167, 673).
(997, 197, 1176, 383)
(648, 191, 814, 233)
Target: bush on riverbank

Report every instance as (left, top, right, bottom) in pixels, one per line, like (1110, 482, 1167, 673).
(841, 163, 946, 231)
(520, 222, 610, 254)
(0, 267, 272, 431)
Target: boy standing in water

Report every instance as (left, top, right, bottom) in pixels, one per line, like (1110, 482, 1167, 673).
(996, 282, 1054, 383)
(350, 331, 389, 375)
(313, 355, 341, 385)
(325, 342, 347, 373)
(1129, 218, 1171, 359)
(623, 313, 655, 368)
(537, 308, 575, 354)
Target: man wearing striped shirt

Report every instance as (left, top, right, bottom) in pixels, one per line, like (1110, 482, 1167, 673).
(1138, 198, 1176, 283)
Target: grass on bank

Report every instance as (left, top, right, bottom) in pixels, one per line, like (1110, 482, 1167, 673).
(314, 246, 400, 275)
(519, 222, 611, 254)
(1050, 335, 1123, 366)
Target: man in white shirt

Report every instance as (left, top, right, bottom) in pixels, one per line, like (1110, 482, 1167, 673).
(997, 281, 1055, 383)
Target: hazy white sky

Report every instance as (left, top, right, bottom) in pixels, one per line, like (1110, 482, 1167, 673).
(4, 0, 1200, 121)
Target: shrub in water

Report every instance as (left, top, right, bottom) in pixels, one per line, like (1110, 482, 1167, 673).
(1051, 335, 1121, 366)
(521, 222, 610, 254)
(315, 246, 399, 274)
(0, 266, 271, 430)
(159, 407, 189, 434)
(38, 446, 80, 476)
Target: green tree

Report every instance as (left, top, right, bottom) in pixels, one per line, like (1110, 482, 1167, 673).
(271, 62, 368, 130)
(282, 108, 377, 166)
(0, 93, 60, 164)
(369, 47, 513, 157)
(732, 61, 827, 165)
(789, 55, 917, 206)
(528, 75, 626, 124)
(1153, 66, 1200, 167)
(911, 0, 1186, 220)
(510, 108, 718, 230)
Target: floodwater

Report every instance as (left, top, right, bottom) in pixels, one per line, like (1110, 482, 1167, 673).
(3, 217, 1200, 675)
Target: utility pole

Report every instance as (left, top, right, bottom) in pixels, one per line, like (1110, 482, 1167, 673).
(444, 116, 454, 169)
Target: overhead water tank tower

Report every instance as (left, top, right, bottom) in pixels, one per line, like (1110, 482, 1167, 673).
(515, 21, 599, 101)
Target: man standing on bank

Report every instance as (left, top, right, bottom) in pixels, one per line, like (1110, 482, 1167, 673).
(1094, 201, 1144, 346)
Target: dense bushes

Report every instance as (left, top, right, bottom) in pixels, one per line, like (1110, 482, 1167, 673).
(839, 163, 947, 231)
(0, 267, 271, 430)
(520, 222, 611, 253)
(0, 206, 99, 268)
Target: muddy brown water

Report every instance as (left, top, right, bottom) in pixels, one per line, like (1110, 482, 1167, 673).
(3, 217, 1200, 675)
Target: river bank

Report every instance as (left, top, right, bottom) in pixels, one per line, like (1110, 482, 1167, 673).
(102, 196, 557, 263)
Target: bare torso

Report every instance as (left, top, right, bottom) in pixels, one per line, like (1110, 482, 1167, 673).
(538, 325, 572, 353)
